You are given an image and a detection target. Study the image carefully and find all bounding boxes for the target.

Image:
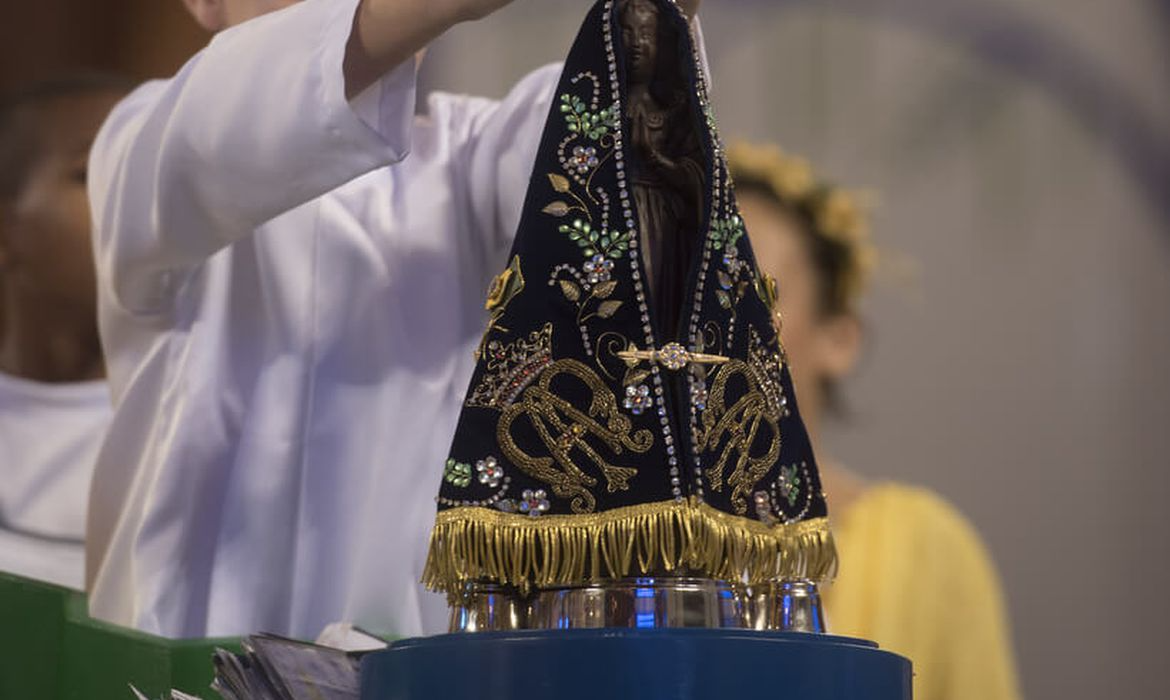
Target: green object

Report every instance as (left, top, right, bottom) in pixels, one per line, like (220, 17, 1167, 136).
(0, 572, 72, 699)
(0, 572, 240, 700)
(444, 459, 472, 488)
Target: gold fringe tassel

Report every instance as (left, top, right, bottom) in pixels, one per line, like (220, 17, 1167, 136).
(421, 498, 837, 596)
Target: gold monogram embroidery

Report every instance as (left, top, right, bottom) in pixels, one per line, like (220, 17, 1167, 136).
(498, 359, 654, 514)
(696, 332, 788, 514)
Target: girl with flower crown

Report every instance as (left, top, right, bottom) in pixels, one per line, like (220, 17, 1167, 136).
(729, 143, 1023, 700)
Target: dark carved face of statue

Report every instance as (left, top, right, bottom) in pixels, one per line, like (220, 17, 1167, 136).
(621, 0, 659, 86)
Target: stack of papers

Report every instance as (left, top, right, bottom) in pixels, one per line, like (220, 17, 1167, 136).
(212, 634, 366, 700)
(133, 625, 387, 700)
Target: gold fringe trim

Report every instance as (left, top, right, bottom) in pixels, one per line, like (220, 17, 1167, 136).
(422, 498, 837, 596)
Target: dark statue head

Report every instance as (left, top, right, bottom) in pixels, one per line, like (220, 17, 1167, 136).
(618, 0, 689, 108)
(620, 0, 661, 86)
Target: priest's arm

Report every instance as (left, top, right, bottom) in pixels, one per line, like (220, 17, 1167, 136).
(88, 0, 516, 316)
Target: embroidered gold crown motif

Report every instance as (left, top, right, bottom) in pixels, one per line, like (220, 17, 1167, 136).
(747, 328, 789, 419)
(466, 324, 555, 410)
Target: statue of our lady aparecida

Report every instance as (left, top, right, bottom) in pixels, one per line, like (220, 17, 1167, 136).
(423, 0, 836, 632)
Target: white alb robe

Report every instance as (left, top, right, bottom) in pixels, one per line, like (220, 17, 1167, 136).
(89, 0, 707, 640)
(87, 0, 560, 639)
(0, 372, 109, 589)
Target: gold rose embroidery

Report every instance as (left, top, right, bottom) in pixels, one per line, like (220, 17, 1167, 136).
(476, 256, 526, 360)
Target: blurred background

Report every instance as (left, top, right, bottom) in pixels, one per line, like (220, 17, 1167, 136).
(3, 0, 1168, 698)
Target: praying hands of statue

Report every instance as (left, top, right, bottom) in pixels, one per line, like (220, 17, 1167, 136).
(643, 149, 693, 189)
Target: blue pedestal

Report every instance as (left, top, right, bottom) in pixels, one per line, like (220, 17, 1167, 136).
(360, 629, 911, 700)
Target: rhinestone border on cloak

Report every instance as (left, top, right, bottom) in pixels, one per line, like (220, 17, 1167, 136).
(603, 0, 684, 501)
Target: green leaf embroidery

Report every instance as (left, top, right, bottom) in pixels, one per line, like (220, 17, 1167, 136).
(444, 459, 472, 488)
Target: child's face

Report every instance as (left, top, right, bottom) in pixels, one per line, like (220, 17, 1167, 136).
(2, 91, 122, 313)
(740, 190, 862, 416)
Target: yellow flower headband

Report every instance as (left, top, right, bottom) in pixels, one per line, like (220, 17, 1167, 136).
(726, 141, 877, 314)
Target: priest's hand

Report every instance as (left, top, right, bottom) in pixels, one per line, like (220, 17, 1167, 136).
(344, 0, 519, 98)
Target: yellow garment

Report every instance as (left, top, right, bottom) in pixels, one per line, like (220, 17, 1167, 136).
(823, 483, 1023, 700)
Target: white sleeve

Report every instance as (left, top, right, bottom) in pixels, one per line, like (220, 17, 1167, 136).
(459, 64, 564, 258)
(88, 0, 417, 315)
